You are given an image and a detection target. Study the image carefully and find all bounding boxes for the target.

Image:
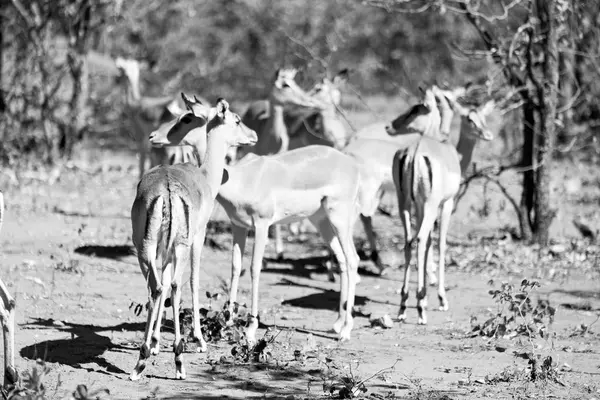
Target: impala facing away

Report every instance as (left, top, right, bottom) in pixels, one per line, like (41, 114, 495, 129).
(115, 57, 206, 179)
(129, 98, 257, 381)
(0, 193, 17, 386)
(150, 95, 362, 344)
(387, 85, 495, 324)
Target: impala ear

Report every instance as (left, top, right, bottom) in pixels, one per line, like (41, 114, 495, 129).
(216, 98, 229, 119)
(480, 100, 495, 117)
(181, 92, 194, 110)
(221, 168, 229, 185)
(193, 95, 203, 104)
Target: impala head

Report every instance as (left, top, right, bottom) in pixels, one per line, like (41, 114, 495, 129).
(206, 98, 258, 147)
(308, 68, 349, 108)
(270, 68, 325, 110)
(385, 88, 440, 136)
(460, 100, 495, 141)
(149, 111, 207, 148)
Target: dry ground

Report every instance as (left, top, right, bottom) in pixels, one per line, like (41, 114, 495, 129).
(1, 103, 600, 399)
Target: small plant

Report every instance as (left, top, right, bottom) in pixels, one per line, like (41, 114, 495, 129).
(179, 296, 250, 349)
(471, 279, 555, 339)
(320, 358, 399, 399)
(230, 330, 278, 363)
(1, 361, 110, 400)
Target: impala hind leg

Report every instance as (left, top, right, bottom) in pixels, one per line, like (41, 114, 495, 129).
(131, 255, 163, 381)
(311, 216, 348, 334)
(437, 198, 453, 311)
(172, 245, 189, 379)
(228, 225, 248, 321)
(190, 231, 208, 353)
(414, 202, 438, 325)
(360, 214, 388, 276)
(247, 221, 270, 345)
(150, 262, 172, 356)
(397, 206, 413, 322)
(328, 211, 359, 342)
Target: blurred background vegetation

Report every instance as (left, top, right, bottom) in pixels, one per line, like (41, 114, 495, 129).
(0, 0, 599, 243)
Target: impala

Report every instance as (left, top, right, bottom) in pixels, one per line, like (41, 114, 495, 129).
(129, 98, 257, 380)
(150, 95, 362, 344)
(387, 85, 495, 324)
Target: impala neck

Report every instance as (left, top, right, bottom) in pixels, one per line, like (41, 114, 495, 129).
(455, 119, 478, 175)
(266, 102, 289, 152)
(200, 131, 229, 197)
(123, 74, 142, 106)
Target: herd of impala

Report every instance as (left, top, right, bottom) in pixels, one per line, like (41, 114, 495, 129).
(0, 57, 496, 385)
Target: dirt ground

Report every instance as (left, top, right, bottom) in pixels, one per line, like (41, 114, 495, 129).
(1, 125, 600, 399)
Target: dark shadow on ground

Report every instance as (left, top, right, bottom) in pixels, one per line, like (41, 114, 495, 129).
(552, 289, 600, 300)
(19, 318, 143, 376)
(275, 278, 396, 308)
(74, 244, 135, 260)
(52, 206, 128, 219)
(159, 364, 319, 399)
(264, 253, 383, 281)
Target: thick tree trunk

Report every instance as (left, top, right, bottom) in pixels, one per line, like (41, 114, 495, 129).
(533, 0, 559, 245)
(519, 98, 535, 241)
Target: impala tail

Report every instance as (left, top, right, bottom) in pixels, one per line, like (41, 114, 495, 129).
(134, 192, 190, 285)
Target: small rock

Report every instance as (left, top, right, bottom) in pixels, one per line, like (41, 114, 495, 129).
(369, 313, 393, 329)
(549, 244, 567, 255)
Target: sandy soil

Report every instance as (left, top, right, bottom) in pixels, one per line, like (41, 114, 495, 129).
(1, 145, 599, 400)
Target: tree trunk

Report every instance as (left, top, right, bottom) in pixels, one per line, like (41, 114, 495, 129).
(0, 8, 5, 114)
(64, 50, 89, 158)
(557, 5, 575, 147)
(519, 98, 535, 241)
(532, 0, 559, 245)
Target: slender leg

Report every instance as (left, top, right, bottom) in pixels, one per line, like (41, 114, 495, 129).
(0, 279, 16, 386)
(247, 221, 269, 345)
(397, 206, 413, 322)
(172, 245, 188, 380)
(274, 224, 284, 260)
(437, 199, 453, 311)
(415, 202, 438, 325)
(308, 216, 340, 283)
(360, 214, 387, 275)
(138, 136, 147, 180)
(228, 224, 248, 318)
(190, 231, 208, 352)
(326, 206, 359, 342)
(130, 256, 162, 380)
(150, 262, 172, 355)
(311, 214, 348, 334)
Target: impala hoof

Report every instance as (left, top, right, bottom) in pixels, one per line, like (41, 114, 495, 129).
(417, 317, 427, 325)
(129, 371, 142, 381)
(176, 370, 186, 380)
(397, 313, 407, 322)
(438, 305, 449, 312)
(332, 319, 344, 334)
(191, 337, 207, 353)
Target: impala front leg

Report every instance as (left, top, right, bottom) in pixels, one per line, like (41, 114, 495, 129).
(247, 221, 269, 345)
(274, 224, 284, 260)
(0, 279, 16, 386)
(228, 224, 248, 320)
